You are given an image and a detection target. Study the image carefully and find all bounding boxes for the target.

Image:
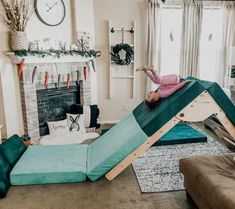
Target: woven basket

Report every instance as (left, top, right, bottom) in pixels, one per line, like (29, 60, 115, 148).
(10, 31, 29, 51)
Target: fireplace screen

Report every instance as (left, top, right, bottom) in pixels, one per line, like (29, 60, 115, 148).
(36, 86, 80, 136)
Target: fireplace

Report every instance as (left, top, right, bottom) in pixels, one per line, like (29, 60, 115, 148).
(37, 85, 80, 136)
(17, 61, 93, 144)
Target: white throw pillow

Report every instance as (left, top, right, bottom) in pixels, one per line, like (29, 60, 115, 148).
(47, 119, 69, 136)
(67, 113, 86, 133)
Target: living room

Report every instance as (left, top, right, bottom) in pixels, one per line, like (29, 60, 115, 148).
(0, 0, 234, 209)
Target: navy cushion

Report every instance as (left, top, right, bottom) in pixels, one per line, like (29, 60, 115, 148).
(0, 154, 11, 198)
(0, 135, 26, 168)
(70, 104, 100, 129)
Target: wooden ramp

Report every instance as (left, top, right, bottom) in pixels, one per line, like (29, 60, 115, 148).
(105, 91, 235, 180)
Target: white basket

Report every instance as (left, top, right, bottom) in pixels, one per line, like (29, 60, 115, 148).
(10, 31, 29, 51)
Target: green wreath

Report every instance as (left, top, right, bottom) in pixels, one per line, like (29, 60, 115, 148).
(110, 43, 134, 66)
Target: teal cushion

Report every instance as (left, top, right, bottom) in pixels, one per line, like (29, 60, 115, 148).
(133, 80, 205, 136)
(153, 123, 207, 146)
(0, 135, 26, 168)
(87, 113, 148, 181)
(0, 154, 11, 198)
(186, 77, 235, 125)
(10, 145, 88, 185)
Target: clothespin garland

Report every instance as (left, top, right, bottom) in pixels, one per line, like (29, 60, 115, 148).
(66, 73, 71, 89)
(44, 71, 49, 89)
(86, 62, 91, 73)
(90, 60, 96, 72)
(76, 70, 80, 86)
(83, 66, 88, 81)
(18, 59, 25, 76)
(18, 63, 92, 88)
(57, 74, 61, 89)
(32, 66, 37, 84)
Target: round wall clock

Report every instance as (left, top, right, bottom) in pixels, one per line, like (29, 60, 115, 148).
(35, 0, 66, 26)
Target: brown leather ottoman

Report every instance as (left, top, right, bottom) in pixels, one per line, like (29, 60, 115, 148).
(179, 153, 235, 209)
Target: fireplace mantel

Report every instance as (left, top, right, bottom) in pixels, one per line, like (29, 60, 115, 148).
(6, 52, 94, 144)
(6, 52, 93, 64)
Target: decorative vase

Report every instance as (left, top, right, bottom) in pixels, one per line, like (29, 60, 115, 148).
(10, 31, 29, 51)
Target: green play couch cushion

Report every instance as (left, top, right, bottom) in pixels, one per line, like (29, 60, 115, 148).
(10, 145, 88, 185)
(186, 77, 235, 125)
(0, 135, 26, 168)
(153, 123, 207, 146)
(0, 154, 11, 198)
(87, 113, 148, 181)
(133, 80, 205, 136)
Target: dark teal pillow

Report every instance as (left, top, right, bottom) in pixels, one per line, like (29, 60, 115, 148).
(0, 135, 26, 168)
(0, 154, 11, 198)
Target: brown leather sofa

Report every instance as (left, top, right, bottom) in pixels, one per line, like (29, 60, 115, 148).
(179, 153, 235, 209)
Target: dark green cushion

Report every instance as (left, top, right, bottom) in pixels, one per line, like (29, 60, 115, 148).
(186, 77, 235, 126)
(153, 123, 207, 146)
(133, 80, 205, 136)
(0, 154, 11, 198)
(0, 135, 26, 168)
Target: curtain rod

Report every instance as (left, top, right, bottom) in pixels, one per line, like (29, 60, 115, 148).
(161, 5, 221, 9)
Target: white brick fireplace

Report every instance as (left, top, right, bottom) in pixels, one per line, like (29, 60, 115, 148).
(7, 54, 96, 143)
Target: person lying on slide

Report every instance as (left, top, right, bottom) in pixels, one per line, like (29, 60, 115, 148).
(136, 66, 191, 107)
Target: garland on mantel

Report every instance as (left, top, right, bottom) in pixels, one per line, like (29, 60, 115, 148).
(14, 49, 102, 59)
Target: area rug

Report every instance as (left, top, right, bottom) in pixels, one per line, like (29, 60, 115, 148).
(132, 125, 231, 193)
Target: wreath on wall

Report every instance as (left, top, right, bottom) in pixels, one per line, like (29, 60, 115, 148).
(110, 43, 134, 66)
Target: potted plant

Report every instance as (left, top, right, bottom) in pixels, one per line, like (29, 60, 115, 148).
(0, 0, 34, 51)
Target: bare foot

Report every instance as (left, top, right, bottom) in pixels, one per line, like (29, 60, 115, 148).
(136, 66, 146, 72)
(136, 65, 155, 72)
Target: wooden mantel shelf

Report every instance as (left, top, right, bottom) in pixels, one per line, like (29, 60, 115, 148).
(6, 52, 93, 64)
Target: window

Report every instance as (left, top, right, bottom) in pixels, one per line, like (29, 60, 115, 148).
(160, 8, 182, 75)
(199, 8, 223, 81)
(159, 7, 223, 81)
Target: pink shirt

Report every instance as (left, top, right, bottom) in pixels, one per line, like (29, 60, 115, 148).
(145, 70, 189, 98)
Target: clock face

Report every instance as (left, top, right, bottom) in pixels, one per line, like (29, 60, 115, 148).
(35, 0, 66, 26)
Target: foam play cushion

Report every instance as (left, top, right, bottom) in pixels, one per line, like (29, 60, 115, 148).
(133, 80, 205, 136)
(0, 135, 26, 168)
(0, 154, 11, 198)
(153, 123, 207, 146)
(133, 78, 235, 137)
(10, 145, 88, 185)
(87, 113, 148, 181)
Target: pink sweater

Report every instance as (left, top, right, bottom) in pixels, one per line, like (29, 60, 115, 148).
(145, 70, 189, 98)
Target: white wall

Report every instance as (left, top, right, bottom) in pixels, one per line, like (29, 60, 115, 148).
(93, 0, 147, 122)
(0, 0, 95, 138)
(0, 0, 147, 138)
(0, 20, 23, 138)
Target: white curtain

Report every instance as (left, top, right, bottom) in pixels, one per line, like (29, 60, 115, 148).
(146, 0, 161, 94)
(179, 0, 203, 78)
(216, 1, 235, 87)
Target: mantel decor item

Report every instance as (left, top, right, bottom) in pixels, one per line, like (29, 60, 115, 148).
(0, 0, 34, 51)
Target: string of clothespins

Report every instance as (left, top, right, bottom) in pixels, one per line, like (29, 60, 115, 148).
(17, 59, 95, 89)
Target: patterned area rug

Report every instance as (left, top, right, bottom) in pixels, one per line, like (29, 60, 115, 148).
(132, 125, 231, 193)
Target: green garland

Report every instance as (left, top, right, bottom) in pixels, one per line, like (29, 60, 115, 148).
(110, 43, 134, 66)
(14, 49, 101, 58)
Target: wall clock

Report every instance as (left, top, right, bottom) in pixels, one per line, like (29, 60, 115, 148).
(35, 0, 66, 26)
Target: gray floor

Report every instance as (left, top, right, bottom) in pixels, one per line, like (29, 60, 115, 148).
(0, 166, 197, 209)
(2, 123, 221, 209)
